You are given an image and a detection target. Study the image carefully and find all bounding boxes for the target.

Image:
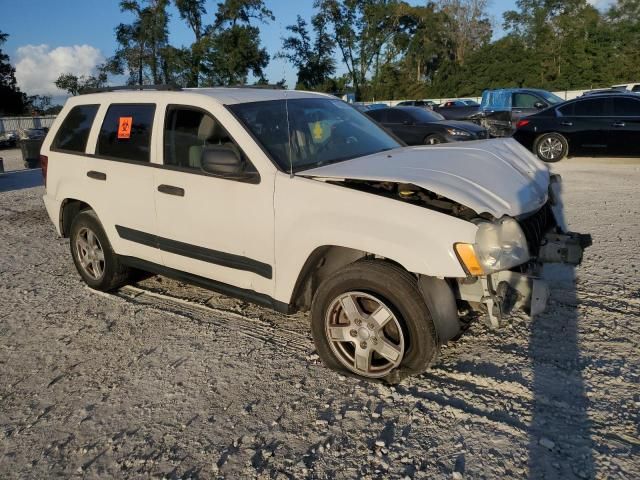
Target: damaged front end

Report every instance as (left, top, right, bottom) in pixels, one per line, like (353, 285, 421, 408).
(456, 174, 591, 327)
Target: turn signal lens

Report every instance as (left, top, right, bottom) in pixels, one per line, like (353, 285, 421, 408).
(454, 243, 484, 276)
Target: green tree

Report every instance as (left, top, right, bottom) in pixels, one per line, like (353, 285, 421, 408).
(279, 13, 336, 90)
(201, 0, 273, 86)
(108, 0, 170, 85)
(0, 31, 28, 115)
(54, 67, 108, 95)
(318, 0, 404, 100)
(174, 0, 207, 86)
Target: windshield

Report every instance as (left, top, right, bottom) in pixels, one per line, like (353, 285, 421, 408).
(230, 98, 401, 172)
(407, 108, 445, 122)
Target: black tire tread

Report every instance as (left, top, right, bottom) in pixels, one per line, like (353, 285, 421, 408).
(310, 259, 439, 382)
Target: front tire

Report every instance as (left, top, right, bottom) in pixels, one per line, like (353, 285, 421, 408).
(425, 134, 446, 145)
(310, 260, 439, 381)
(534, 133, 568, 162)
(69, 210, 130, 291)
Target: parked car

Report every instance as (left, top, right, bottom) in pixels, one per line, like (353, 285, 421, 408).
(352, 103, 388, 112)
(434, 99, 480, 121)
(0, 130, 18, 148)
(366, 106, 488, 144)
(41, 86, 588, 381)
(513, 92, 640, 161)
(395, 100, 437, 109)
(582, 88, 628, 97)
(476, 88, 565, 137)
(19, 128, 47, 140)
(612, 82, 640, 93)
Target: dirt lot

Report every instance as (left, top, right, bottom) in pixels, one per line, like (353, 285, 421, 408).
(0, 156, 639, 479)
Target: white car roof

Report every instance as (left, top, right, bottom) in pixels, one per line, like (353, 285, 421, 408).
(69, 87, 332, 106)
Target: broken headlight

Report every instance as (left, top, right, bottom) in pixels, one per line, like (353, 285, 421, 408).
(456, 217, 530, 275)
(475, 217, 530, 273)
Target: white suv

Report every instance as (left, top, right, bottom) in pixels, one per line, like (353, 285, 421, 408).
(41, 86, 589, 381)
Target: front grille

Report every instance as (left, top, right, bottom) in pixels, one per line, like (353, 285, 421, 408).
(518, 202, 556, 258)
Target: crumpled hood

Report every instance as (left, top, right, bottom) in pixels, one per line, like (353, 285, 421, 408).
(301, 138, 550, 218)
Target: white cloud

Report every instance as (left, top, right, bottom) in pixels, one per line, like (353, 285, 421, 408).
(14, 44, 104, 96)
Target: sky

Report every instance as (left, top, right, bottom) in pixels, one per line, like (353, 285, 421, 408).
(0, 0, 612, 102)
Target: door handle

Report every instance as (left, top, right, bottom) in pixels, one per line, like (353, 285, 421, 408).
(560, 121, 573, 126)
(612, 122, 626, 127)
(87, 171, 106, 181)
(157, 184, 185, 197)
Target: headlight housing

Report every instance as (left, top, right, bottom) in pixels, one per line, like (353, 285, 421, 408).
(456, 217, 530, 275)
(446, 128, 471, 137)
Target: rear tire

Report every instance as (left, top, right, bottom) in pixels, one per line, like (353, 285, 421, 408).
(69, 210, 130, 291)
(310, 260, 439, 381)
(425, 134, 446, 145)
(534, 133, 568, 162)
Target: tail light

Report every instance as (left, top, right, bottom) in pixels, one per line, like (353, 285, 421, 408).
(516, 119, 530, 129)
(40, 155, 48, 187)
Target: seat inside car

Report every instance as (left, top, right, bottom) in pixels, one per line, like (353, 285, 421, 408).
(188, 115, 231, 168)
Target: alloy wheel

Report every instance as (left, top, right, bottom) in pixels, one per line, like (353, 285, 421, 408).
(75, 226, 105, 280)
(538, 136, 564, 160)
(324, 291, 405, 378)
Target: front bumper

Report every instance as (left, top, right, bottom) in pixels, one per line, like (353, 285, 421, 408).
(458, 199, 591, 328)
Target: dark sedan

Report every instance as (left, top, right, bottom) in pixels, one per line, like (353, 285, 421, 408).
(513, 93, 640, 161)
(366, 106, 488, 145)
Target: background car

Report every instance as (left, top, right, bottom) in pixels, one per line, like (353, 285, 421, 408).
(0, 130, 18, 148)
(476, 88, 565, 137)
(366, 106, 488, 145)
(434, 99, 480, 121)
(352, 102, 389, 112)
(612, 82, 640, 92)
(395, 100, 436, 109)
(513, 92, 640, 161)
(19, 128, 47, 140)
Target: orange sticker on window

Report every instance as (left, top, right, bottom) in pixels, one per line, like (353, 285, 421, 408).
(117, 116, 133, 139)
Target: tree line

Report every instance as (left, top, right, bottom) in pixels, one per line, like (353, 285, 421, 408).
(1, 0, 639, 115)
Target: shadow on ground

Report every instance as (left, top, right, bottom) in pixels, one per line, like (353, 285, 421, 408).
(529, 263, 594, 479)
(0, 169, 43, 193)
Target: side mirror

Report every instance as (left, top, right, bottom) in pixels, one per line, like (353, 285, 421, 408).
(534, 101, 547, 109)
(201, 145, 258, 181)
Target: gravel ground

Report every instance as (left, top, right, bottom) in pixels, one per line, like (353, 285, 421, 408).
(0, 157, 638, 479)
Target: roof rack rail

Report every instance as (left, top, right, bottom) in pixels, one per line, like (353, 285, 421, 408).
(229, 84, 286, 90)
(80, 84, 183, 95)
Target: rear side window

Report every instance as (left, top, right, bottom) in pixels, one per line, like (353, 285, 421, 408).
(613, 97, 640, 116)
(513, 93, 540, 108)
(96, 104, 155, 162)
(53, 104, 99, 152)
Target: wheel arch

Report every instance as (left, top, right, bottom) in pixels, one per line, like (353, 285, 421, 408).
(60, 198, 94, 238)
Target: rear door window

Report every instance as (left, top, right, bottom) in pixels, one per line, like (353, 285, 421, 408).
(573, 98, 607, 116)
(387, 109, 410, 124)
(613, 97, 640, 116)
(53, 104, 99, 152)
(367, 109, 386, 122)
(96, 104, 155, 162)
